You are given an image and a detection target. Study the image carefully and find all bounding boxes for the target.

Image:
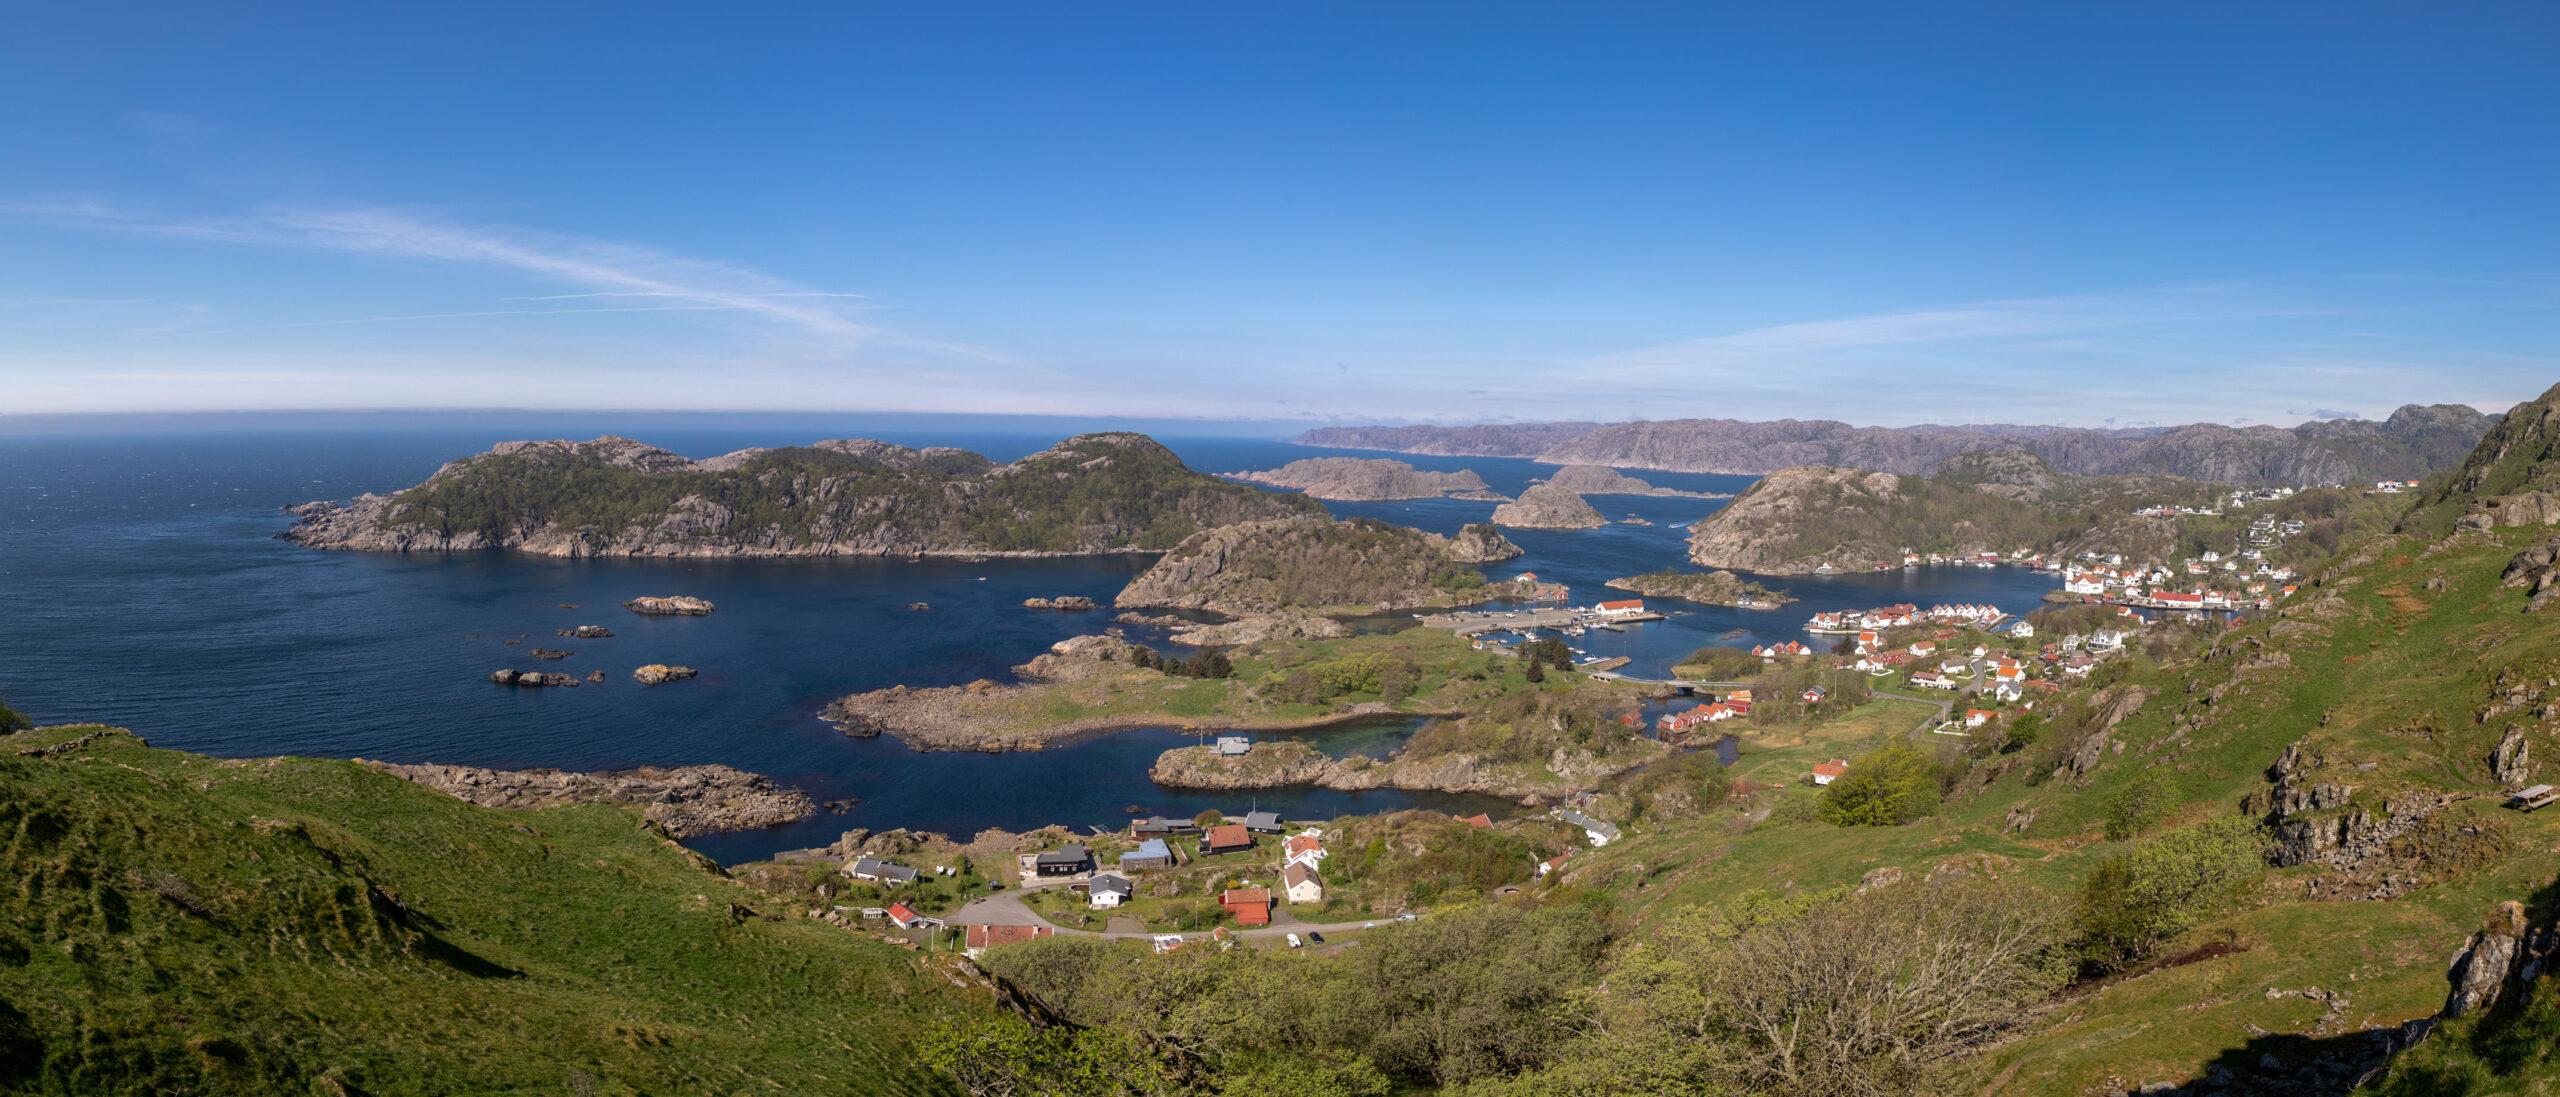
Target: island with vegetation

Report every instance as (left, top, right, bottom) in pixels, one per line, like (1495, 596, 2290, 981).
(277, 431, 1320, 557)
(1112, 514, 1529, 616)
(1603, 568, 1795, 607)
(1221, 456, 1510, 501)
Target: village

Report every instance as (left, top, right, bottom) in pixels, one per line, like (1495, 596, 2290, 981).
(794, 793, 1646, 960)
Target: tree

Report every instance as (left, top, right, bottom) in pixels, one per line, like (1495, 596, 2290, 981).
(1197, 652, 1235, 680)
(1195, 809, 1226, 830)
(2001, 712, 2047, 754)
(1523, 660, 1545, 683)
(918, 1013, 1165, 1097)
(0, 697, 28, 734)
(1818, 742, 1939, 827)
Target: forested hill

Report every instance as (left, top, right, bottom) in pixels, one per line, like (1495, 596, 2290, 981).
(276, 432, 1320, 557)
(1298, 403, 2495, 486)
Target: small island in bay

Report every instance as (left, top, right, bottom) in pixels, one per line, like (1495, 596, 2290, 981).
(1222, 456, 1510, 501)
(1489, 483, 1607, 529)
(1603, 568, 1796, 608)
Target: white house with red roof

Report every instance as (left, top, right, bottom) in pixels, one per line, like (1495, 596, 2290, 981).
(1812, 758, 1850, 785)
(1594, 599, 1646, 618)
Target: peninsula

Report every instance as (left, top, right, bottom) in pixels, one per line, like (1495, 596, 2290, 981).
(277, 431, 1318, 557)
(1222, 456, 1510, 501)
(1536, 464, 1731, 498)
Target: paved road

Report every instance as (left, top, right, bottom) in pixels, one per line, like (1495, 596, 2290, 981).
(946, 890, 1391, 942)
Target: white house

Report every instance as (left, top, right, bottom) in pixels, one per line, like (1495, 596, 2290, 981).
(1812, 758, 1849, 786)
(1594, 599, 1646, 618)
(1214, 736, 1252, 756)
(1556, 809, 1621, 847)
(1089, 873, 1135, 909)
(1283, 861, 1325, 905)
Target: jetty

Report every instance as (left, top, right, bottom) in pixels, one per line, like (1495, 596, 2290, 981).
(1419, 606, 1665, 635)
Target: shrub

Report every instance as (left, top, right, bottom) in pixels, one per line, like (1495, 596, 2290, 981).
(2072, 817, 2267, 973)
(1819, 742, 1940, 827)
(2103, 769, 2178, 841)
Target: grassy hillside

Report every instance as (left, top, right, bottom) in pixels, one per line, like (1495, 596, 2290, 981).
(0, 726, 967, 1096)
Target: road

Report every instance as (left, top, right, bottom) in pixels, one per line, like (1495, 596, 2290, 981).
(946, 889, 1392, 942)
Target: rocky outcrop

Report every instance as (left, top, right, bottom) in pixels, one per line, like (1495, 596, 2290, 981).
(1443, 523, 1523, 563)
(367, 761, 815, 837)
(2258, 739, 2507, 901)
(2494, 726, 2534, 787)
(1166, 613, 1351, 646)
(1023, 596, 1096, 610)
(1299, 404, 2495, 486)
(277, 432, 1318, 557)
(490, 669, 578, 687)
(625, 596, 714, 616)
(632, 664, 698, 685)
(1489, 484, 1606, 529)
(1223, 457, 1509, 501)
(556, 625, 615, 639)
(1114, 515, 1520, 615)
(1603, 569, 1794, 608)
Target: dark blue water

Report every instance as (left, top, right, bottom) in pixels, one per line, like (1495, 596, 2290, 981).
(0, 427, 2058, 863)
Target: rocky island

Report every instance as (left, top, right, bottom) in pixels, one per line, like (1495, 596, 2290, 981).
(1603, 569, 1795, 608)
(365, 760, 815, 837)
(1488, 483, 1607, 529)
(1443, 522, 1523, 562)
(625, 595, 715, 615)
(277, 431, 1318, 557)
(1536, 464, 1731, 498)
(1222, 457, 1510, 501)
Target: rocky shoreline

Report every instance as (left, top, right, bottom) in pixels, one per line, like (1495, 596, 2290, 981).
(366, 760, 816, 838)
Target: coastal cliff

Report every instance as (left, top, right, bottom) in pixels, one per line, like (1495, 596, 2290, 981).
(278, 432, 1318, 557)
(1444, 522, 1524, 563)
(1489, 483, 1607, 529)
(1223, 457, 1509, 501)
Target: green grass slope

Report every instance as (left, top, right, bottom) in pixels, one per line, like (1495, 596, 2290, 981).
(1555, 401, 2560, 1094)
(0, 727, 966, 1096)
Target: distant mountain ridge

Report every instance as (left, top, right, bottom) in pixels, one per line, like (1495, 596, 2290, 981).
(1297, 405, 2496, 486)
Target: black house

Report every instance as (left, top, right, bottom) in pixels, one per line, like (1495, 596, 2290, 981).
(1034, 843, 1093, 877)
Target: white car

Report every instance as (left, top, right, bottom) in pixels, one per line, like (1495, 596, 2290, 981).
(1286, 933, 1303, 948)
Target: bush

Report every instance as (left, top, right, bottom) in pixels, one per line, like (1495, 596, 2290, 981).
(2072, 817, 2267, 973)
(2103, 769, 2178, 841)
(1819, 742, 1940, 827)
(2001, 712, 2047, 753)
(0, 699, 27, 734)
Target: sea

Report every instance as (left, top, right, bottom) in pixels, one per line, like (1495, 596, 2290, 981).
(0, 424, 2062, 863)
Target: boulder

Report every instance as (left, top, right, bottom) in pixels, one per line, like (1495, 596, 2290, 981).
(633, 664, 699, 685)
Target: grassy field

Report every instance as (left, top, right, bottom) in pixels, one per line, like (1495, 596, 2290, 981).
(0, 726, 972, 1096)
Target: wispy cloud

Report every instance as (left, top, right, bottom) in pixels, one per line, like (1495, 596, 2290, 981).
(5, 199, 996, 360)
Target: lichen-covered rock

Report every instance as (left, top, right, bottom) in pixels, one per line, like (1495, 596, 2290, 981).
(368, 760, 813, 837)
(632, 664, 698, 685)
(625, 596, 715, 616)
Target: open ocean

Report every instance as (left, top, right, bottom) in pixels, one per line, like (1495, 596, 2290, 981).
(0, 424, 2061, 863)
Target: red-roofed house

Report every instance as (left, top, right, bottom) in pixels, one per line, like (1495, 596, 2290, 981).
(1965, 709, 1996, 727)
(1536, 851, 1572, 877)
(1595, 599, 1646, 618)
(1203, 823, 1254, 855)
(886, 903, 923, 929)
(1812, 758, 1850, 785)
(963, 923, 1053, 958)
(1461, 813, 1494, 830)
(1222, 887, 1272, 926)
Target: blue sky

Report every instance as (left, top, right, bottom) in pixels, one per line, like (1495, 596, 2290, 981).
(2, 3, 2554, 427)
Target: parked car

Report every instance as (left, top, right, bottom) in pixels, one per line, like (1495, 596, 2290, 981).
(1286, 933, 1303, 949)
(1305, 931, 1324, 944)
